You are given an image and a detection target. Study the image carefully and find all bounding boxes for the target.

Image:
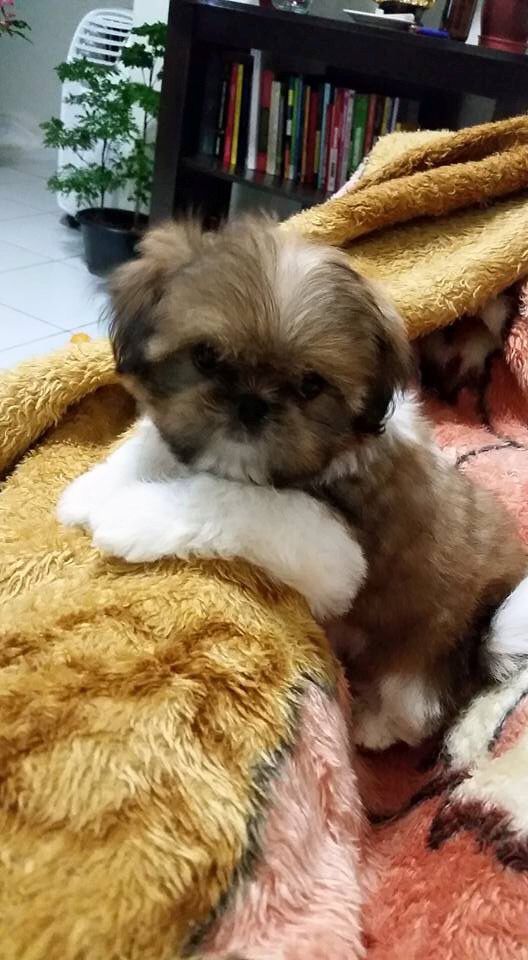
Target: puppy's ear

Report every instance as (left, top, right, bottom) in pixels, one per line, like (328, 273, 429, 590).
(108, 220, 206, 375)
(353, 281, 413, 436)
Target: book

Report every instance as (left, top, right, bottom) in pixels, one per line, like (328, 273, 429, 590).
(198, 53, 223, 156)
(317, 83, 332, 191)
(389, 96, 400, 132)
(222, 62, 239, 168)
(373, 94, 385, 147)
(214, 61, 231, 158)
(276, 81, 288, 179)
(313, 82, 325, 188)
(283, 76, 296, 180)
(236, 59, 253, 168)
(266, 79, 282, 176)
(364, 93, 378, 156)
(380, 95, 392, 138)
(257, 69, 274, 173)
(323, 94, 335, 192)
(350, 93, 369, 171)
(338, 89, 355, 189)
(300, 84, 311, 184)
(290, 75, 304, 181)
(304, 84, 319, 186)
(230, 62, 244, 167)
(246, 49, 263, 170)
(326, 87, 343, 193)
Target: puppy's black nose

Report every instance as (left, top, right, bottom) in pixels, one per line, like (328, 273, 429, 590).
(237, 394, 269, 431)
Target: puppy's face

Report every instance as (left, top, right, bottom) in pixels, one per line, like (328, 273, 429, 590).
(109, 216, 410, 485)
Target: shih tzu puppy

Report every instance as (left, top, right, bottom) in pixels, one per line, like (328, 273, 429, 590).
(58, 216, 528, 750)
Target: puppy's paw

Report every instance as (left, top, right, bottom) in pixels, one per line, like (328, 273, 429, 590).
(89, 482, 203, 563)
(352, 708, 398, 751)
(57, 465, 115, 528)
(302, 527, 366, 621)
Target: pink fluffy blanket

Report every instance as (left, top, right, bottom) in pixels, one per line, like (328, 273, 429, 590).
(202, 302, 528, 960)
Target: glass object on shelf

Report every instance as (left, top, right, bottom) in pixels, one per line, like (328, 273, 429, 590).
(441, 0, 478, 41)
(271, 0, 312, 12)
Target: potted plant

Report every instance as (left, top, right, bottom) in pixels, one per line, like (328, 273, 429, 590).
(41, 22, 166, 275)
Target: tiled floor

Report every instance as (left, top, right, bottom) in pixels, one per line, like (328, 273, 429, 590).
(0, 151, 107, 369)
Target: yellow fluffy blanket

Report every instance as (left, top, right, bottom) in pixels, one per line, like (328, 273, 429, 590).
(3, 117, 528, 959)
(287, 114, 528, 336)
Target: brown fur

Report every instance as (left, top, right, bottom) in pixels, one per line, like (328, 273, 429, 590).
(108, 216, 527, 738)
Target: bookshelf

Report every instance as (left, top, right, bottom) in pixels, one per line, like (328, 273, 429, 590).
(151, 0, 528, 222)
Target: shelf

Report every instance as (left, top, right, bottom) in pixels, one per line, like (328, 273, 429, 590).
(181, 154, 330, 207)
(189, 0, 528, 101)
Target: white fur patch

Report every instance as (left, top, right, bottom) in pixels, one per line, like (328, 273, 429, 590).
(480, 293, 510, 341)
(57, 417, 183, 528)
(58, 419, 367, 621)
(353, 672, 443, 750)
(385, 390, 425, 447)
(487, 576, 528, 681)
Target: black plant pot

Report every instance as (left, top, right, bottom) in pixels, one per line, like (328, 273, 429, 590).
(77, 207, 148, 276)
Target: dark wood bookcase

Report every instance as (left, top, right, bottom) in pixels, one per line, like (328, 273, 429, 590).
(151, 0, 528, 223)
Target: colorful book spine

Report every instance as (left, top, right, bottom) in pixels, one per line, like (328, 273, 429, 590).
(246, 49, 262, 170)
(230, 63, 244, 167)
(290, 76, 304, 181)
(389, 96, 400, 133)
(222, 62, 239, 168)
(364, 93, 378, 157)
(257, 69, 274, 173)
(214, 62, 230, 158)
(276, 82, 288, 179)
(338, 89, 355, 189)
(351, 93, 368, 171)
(313, 82, 324, 188)
(304, 85, 318, 186)
(381, 95, 392, 138)
(283, 76, 296, 180)
(326, 87, 343, 193)
(236, 60, 253, 168)
(266, 79, 282, 176)
(318, 83, 332, 191)
(373, 94, 385, 148)
(300, 85, 311, 184)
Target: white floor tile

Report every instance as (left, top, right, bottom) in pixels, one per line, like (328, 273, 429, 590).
(0, 166, 44, 186)
(0, 260, 107, 330)
(0, 238, 49, 272)
(13, 151, 57, 180)
(62, 255, 86, 271)
(0, 197, 46, 221)
(0, 329, 76, 370)
(0, 322, 107, 371)
(0, 212, 83, 260)
(0, 180, 59, 215)
(0, 303, 58, 350)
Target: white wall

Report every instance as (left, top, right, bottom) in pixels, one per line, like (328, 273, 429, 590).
(133, 0, 169, 26)
(0, 0, 132, 142)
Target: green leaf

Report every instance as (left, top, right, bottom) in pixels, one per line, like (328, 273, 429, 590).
(121, 43, 153, 71)
(41, 22, 166, 209)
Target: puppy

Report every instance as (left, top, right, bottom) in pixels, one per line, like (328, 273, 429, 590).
(59, 216, 528, 749)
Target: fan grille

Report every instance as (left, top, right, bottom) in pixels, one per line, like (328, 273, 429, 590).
(72, 10, 133, 66)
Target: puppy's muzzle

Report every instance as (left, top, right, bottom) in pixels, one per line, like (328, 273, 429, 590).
(237, 394, 269, 433)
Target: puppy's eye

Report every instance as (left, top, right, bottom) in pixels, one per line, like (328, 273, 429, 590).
(299, 371, 327, 400)
(192, 342, 219, 375)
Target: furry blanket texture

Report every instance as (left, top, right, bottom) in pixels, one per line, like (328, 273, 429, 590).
(287, 114, 528, 338)
(2, 118, 528, 959)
